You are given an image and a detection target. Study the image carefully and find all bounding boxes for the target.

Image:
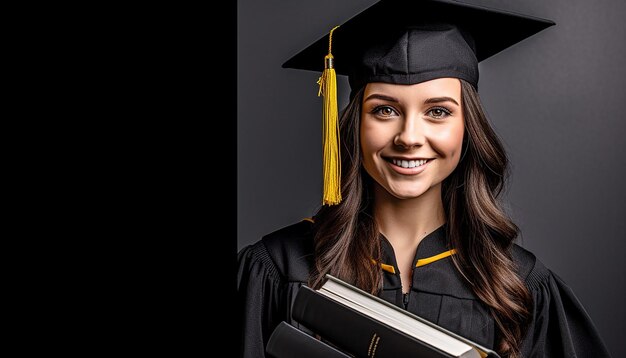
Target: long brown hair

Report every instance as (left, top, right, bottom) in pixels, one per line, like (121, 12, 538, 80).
(309, 79, 532, 357)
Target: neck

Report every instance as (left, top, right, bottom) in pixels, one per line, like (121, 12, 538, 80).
(373, 183, 446, 250)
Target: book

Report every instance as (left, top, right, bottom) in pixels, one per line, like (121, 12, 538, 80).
(291, 274, 500, 358)
(266, 321, 353, 358)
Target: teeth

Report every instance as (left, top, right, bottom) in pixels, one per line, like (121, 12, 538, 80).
(392, 159, 428, 168)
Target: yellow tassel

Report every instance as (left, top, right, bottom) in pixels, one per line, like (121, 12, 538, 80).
(317, 26, 341, 206)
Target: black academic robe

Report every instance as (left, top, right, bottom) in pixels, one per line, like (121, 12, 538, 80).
(237, 220, 611, 357)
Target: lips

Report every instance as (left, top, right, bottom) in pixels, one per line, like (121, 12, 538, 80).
(391, 158, 429, 168)
(384, 157, 433, 169)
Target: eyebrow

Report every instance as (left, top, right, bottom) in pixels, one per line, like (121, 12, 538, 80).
(364, 93, 399, 103)
(424, 97, 460, 106)
(364, 94, 460, 106)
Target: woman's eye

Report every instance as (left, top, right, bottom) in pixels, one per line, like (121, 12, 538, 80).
(427, 106, 452, 119)
(373, 106, 397, 117)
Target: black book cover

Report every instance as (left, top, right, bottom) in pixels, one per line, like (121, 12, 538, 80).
(292, 279, 500, 358)
(266, 321, 352, 358)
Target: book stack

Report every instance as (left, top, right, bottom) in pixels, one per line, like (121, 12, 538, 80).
(266, 274, 500, 358)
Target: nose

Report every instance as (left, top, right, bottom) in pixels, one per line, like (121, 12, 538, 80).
(393, 115, 425, 149)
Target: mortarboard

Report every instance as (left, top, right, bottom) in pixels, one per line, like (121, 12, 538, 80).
(282, 0, 555, 206)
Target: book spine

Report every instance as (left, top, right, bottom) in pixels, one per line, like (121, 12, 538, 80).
(292, 287, 454, 358)
(266, 321, 352, 358)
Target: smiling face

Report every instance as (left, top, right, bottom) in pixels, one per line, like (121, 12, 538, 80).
(360, 78, 465, 200)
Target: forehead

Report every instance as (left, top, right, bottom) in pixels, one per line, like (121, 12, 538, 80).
(364, 78, 461, 101)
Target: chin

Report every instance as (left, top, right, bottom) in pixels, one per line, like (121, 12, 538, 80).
(393, 193, 427, 200)
(387, 187, 430, 200)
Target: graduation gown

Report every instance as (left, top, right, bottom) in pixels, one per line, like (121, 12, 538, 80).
(237, 220, 611, 357)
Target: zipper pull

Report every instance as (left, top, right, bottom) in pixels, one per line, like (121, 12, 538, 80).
(402, 292, 409, 309)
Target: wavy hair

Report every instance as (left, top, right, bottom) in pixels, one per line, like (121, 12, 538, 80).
(308, 79, 532, 357)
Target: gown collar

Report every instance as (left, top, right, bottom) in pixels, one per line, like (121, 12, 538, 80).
(377, 223, 452, 274)
(375, 223, 477, 300)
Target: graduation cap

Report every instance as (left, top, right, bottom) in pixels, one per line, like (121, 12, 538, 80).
(282, 0, 555, 206)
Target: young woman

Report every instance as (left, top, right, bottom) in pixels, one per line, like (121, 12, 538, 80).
(238, 1, 611, 357)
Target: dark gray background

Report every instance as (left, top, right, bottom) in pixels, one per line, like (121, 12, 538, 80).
(238, 1, 626, 355)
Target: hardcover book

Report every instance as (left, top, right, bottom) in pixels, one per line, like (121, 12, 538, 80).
(266, 321, 352, 358)
(291, 274, 500, 358)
